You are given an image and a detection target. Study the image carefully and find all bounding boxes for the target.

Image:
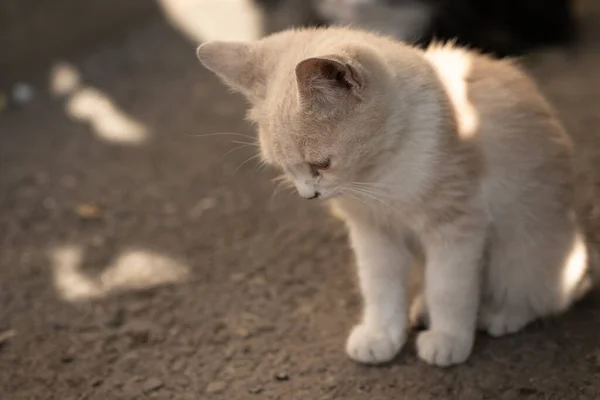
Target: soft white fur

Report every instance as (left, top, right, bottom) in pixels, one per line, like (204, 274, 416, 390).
(197, 27, 592, 367)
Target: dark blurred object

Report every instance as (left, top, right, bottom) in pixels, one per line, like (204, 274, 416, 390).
(253, 0, 577, 57)
(422, 0, 576, 56)
(254, 0, 324, 35)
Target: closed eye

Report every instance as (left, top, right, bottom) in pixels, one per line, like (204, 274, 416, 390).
(309, 158, 331, 172)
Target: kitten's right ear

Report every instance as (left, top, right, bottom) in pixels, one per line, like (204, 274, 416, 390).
(295, 56, 364, 112)
(197, 41, 265, 101)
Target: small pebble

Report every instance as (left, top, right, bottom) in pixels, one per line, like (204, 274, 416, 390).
(61, 355, 74, 364)
(75, 203, 102, 219)
(91, 378, 103, 387)
(358, 383, 372, 392)
(126, 323, 151, 346)
(249, 387, 263, 395)
(171, 358, 186, 372)
(189, 197, 216, 219)
(129, 330, 150, 346)
(234, 327, 251, 339)
(142, 377, 164, 393)
(206, 381, 227, 394)
(274, 372, 289, 382)
(518, 387, 537, 396)
(0, 329, 17, 345)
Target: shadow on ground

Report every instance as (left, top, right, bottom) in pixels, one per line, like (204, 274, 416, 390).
(1, 1, 600, 399)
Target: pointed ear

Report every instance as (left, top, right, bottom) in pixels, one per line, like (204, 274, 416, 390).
(295, 56, 364, 111)
(197, 41, 265, 101)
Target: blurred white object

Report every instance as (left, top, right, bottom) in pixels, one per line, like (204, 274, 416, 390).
(50, 245, 190, 302)
(315, 0, 373, 22)
(67, 87, 149, 145)
(158, 0, 263, 42)
(313, 0, 433, 40)
(50, 62, 81, 96)
(12, 82, 34, 105)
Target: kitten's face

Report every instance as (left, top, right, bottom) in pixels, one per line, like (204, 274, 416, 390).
(256, 118, 344, 200)
(254, 98, 383, 200)
(197, 34, 392, 200)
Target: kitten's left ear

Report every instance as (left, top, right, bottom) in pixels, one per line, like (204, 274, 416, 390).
(197, 41, 265, 101)
(295, 56, 364, 111)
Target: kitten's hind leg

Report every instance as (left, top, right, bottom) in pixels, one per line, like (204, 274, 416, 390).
(480, 217, 590, 338)
(478, 303, 535, 337)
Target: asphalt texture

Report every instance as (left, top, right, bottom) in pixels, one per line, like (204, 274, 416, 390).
(1, 6, 600, 400)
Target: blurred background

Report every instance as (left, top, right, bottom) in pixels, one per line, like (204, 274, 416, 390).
(1, 1, 600, 399)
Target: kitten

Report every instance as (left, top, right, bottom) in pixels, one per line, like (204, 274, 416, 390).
(197, 27, 591, 366)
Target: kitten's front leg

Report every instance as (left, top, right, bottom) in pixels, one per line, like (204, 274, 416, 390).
(345, 219, 411, 364)
(417, 220, 485, 367)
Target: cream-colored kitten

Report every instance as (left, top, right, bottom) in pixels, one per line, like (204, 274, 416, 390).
(197, 27, 591, 367)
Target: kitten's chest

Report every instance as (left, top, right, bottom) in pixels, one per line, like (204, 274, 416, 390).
(332, 196, 426, 230)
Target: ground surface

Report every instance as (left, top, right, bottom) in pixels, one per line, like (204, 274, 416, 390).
(2, 5, 600, 400)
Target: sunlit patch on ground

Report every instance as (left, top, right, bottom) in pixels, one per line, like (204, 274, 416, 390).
(49, 62, 149, 145)
(49, 245, 190, 302)
(49, 62, 81, 96)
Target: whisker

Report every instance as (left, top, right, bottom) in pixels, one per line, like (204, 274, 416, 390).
(256, 159, 269, 172)
(341, 189, 372, 208)
(346, 186, 385, 202)
(220, 144, 255, 161)
(271, 180, 286, 199)
(231, 140, 260, 147)
(190, 132, 254, 140)
(234, 153, 262, 174)
(349, 181, 403, 190)
(256, 160, 269, 172)
(346, 184, 395, 201)
(349, 186, 394, 202)
(344, 187, 396, 212)
(270, 179, 295, 207)
(272, 174, 289, 184)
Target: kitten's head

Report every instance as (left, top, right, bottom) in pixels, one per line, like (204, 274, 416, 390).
(197, 29, 398, 200)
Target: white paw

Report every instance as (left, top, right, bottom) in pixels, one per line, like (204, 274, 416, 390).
(416, 330, 473, 367)
(346, 323, 405, 364)
(480, 311, 531, 337)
